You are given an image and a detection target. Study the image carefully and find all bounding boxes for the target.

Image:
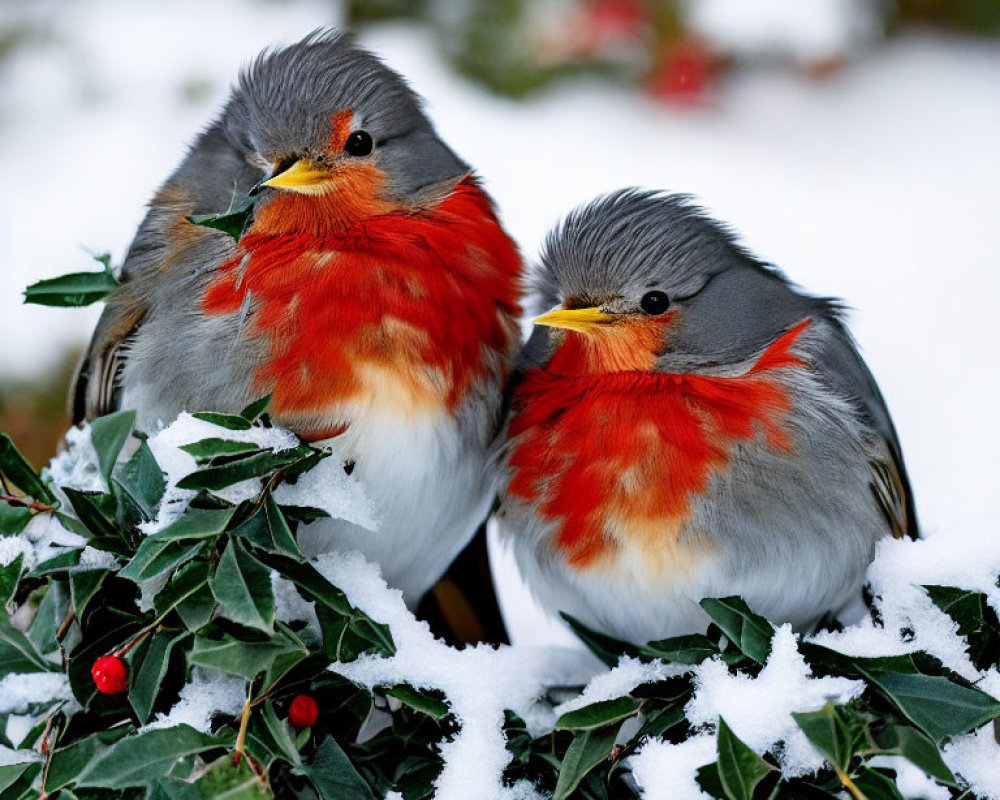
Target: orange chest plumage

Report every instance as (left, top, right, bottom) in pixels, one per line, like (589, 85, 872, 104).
(506, 321, 810, 567)
(201, 180, 522, 434)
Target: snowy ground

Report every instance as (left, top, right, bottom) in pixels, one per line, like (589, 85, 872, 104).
(1, 0, 1000, 645)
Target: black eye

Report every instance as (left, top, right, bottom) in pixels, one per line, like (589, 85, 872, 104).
(640, 290, 670, 315)
(344, 130, 373, 157)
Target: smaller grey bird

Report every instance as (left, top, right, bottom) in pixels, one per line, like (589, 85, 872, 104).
(497, 191, 916, 643)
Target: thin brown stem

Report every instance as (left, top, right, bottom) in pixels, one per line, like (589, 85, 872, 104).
(0, 492, 57, 514)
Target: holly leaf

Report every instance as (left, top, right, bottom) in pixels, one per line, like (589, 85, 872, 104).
(113, 440, 166, 522)
(0, 502, 32, 535)
(0, 553, 23, 610)
(90, 410, 136, 482)
(189, 627, 306, 679)
(188, 194, 257, 242)
(239, 395, 272, 422)
(850, 767, 907, 800)
(791, 703, 858, 773)
(715, 716, 776, 800)
(23, 256, 118, 307)
(0, 433, 55, 503)
(384, 686, 451, 722)
(74, 725, 220, 788)
(554, 697, 641, 732)
(641, 633, 720, 665)
(858, 667, 1000, 744)
(700, 597, 774, 664)
(191, 412, 253, 431)
(180, 439, 261, 462)
(129, 630, 188, 724)
(210, 538, 276, 633)
(149, 506, 236, 543)
(552, 725, 619, 800)
(298, 735, 376, 800)
(118, 539, 206, 583)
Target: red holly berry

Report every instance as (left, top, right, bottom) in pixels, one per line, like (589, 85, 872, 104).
(288, 693, 319, 729)
(91, 655, 128, 694)
(647, 37, 714, 106)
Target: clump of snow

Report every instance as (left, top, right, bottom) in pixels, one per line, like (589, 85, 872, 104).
(630, 733, 716, 800)
(142, 668, 246, 733)
(272, 450, 378, 531)
(811, 528, 1000, 685)
(0, 745, 41, 767)
(0, 672, 73, 714)
(45, 423, 105, 494)
(944, 725, 1000, 800)
(554, 656, 681, 717)
(684, 625, 864, 776)
(315, 551, 600, 800)
(0, 536, 32, 569)
(21, 512, 84, 571)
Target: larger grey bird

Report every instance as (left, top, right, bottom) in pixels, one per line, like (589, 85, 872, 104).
(71, 32, 522, 642)
(497, 191, 916, 644)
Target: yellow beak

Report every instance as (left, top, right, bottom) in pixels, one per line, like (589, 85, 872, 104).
(533, 307, 618, 333)
(261, 159, 334, 195)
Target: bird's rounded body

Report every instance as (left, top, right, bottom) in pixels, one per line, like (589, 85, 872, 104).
(499, 191, 914, 643)
(74, 34, 522, 607)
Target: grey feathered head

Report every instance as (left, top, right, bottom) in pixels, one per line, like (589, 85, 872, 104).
(219, 30, 468, 201)
(527, 190, 831, 373)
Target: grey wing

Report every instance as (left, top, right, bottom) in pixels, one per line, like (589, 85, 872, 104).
(70, 122, 263, 424)
(814, 316, 918, 540)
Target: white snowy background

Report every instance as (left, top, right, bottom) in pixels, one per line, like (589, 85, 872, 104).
(2, 1, 1000, 796)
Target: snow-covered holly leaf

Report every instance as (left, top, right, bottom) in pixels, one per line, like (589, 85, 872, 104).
(700, 597, 774, 664)
(23, 257, 119, 307)
(715, 717, 776, 800)
(188, 194, 257, 242)
(552, 725, 619, 800)
(210, 538, 276, 634)
(0, 433, 55, 503)
(924, 585, 1000, 672)
(555, 697, 640, 732)
(298, 735, 376, 800)
(75, 725, 221, 789)
(90, 409, 136, 483)
(27, 546, 83, 577)
(791, 702, 857, 772)
(858, 667, 1000, 744)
